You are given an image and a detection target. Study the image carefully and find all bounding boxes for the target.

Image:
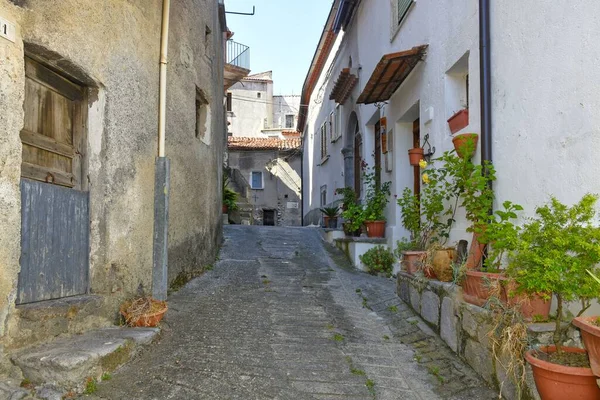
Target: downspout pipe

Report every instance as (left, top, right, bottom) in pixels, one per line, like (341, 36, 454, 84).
(479, 0, 492, 166)
(152, 0, 171, 301)
(158, 0, 171, 157)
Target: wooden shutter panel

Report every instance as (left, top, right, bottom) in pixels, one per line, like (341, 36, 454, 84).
(21, 57, 85, 189)
(397, 0, 413, 25)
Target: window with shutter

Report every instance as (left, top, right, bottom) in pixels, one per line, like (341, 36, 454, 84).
(251, 171, 263, 189)
(390, 0, 414, 40)
(397, 0, 412, 25)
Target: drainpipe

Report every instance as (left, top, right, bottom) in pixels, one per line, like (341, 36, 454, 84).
(153, 0, 171, 301)
(479, 0, 492, 166)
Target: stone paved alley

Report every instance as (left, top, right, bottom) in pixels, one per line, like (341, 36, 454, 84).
(86, 226, 496, 399)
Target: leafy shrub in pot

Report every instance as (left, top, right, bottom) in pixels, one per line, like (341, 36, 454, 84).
(507, 194, 600, 399)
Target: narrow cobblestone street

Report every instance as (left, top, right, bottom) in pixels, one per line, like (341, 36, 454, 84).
(86, 226, 495, 399)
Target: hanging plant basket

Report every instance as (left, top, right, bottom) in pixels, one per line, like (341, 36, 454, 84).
(447, 109, 469, 134)
(452, 133, 479, 159)
(408, 148, 424, 166)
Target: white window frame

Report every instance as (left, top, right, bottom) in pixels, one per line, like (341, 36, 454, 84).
(332, 105, 342, 142)
(319, 122, 328, 163)
(284, 114, 295, 129)
(390, 0, 415, 42)
(250, 170, 264, 189)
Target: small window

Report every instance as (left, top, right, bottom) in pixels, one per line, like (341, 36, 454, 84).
(390, 0, 414, 40)
(226, 92, 232, 112)
(285, 114, 295, 129)
(251, 171, 264, 189)
(257, 92, 261, 99)
(320, 185, 327, 207)
(320, 123, 328, 161)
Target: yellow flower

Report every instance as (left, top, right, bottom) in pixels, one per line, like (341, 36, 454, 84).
(419, 159, 427, 169)
(422, 173, 430, 184)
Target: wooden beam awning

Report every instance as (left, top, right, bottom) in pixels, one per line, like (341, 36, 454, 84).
(329, 68, 358, 104)
(356, 45, 428, 105)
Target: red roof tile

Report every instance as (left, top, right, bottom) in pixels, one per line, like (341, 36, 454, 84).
(228, 136, 301, 151)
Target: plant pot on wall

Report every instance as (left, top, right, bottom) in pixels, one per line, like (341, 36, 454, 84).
(525, 346, 600, 400)
(402, 251, 427, 275)
(364, 220, 385, 238)
(431, 248, 456, 282)
(447, 109, 469, 134)
(222, 205, 228, 214)
(572, 316, 600, 376)
(461, 270, 508, 307)
(343, 223, 361, 237)
(408, 148, 424, 166)
(327, 217, 338, 229)
(452, 133, 479, 159)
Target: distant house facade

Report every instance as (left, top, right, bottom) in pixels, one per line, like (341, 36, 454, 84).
(300, 0, 600, 247)
(0, 0, 247, 370)
(226, 72, 302, 226)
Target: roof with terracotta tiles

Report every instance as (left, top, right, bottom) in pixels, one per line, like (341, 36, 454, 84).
(228, 136, 301, 151)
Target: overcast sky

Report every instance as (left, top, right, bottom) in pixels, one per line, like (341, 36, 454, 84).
(225, 0, 334, 95)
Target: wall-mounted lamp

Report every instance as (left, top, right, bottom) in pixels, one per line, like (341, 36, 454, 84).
(422, 134, 435, 162)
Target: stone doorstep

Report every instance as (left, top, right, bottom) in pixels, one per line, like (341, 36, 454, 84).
(11, 327, 159, 393)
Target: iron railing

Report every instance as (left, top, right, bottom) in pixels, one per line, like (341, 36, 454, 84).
(227, 40, 250, 70)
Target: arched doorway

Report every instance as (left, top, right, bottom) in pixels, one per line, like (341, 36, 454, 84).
(342, 111, 362, 198)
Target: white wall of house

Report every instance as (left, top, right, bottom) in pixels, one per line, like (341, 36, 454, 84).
(228, 78, 271, 137)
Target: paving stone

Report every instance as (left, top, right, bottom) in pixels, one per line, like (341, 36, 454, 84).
(77, 226, 495, 400)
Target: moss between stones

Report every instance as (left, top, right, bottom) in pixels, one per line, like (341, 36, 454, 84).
(100, 340, 133, 372)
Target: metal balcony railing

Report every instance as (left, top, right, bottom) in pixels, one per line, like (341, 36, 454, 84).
(227, 40, 250, 70)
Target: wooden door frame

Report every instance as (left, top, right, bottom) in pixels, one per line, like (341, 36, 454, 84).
(413, 119, 420, 199)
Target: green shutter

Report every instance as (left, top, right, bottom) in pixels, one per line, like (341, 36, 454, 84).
(397, 0, 412, 25)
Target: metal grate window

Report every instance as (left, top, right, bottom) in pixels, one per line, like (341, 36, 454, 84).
(397, 0, 412, 25)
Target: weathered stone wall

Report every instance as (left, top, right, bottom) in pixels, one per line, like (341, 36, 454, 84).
(0, 0, 224, 365)
(397, 272, 582, 400)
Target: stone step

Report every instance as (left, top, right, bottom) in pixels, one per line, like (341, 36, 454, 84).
(11, 327, 159, 394)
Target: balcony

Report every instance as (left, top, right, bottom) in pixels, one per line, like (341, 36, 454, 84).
(224, 40, 251, 90)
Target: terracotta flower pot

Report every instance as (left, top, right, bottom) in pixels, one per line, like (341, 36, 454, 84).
(525, 346, 600, 400)
(408, 148, 424, 166)
(461, 270, 507, 307)
(327, 217, 338, 229)
(402, 251, 427, 275)
(573, 316, 600, 376)
(120, 300, 168, 327)
(222, 205, 228, 213)
(452, 133, 479, 159)
(505, 282, 551, 321)
(432, 248, 456, 282)
(447, 109, 469, 134)
(364, 220, 385, 238)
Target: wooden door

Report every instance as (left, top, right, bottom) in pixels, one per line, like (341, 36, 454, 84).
(374, 120, 381, 188)
(413, 119, 421, 198)
(263, 210, 276, 226)
(354, 133, 362, 198)
(17, 57, 89, 304)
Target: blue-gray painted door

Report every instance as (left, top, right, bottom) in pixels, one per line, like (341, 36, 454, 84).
(18, 179, 90, 304)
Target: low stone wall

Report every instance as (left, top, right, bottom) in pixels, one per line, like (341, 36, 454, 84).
(334, 237, 388, 272)
(396, 272, 581, 400)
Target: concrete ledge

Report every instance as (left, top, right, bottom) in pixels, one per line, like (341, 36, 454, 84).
(322, 229, 345, 244)
(396, 273, 582, 400)
(334, 237, 389, 272)
(12, 327, 159, 393)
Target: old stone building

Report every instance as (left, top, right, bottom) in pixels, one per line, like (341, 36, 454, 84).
(0, 0, 244, 376)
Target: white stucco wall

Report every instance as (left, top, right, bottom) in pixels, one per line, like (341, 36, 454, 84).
(304, 0, 600, 271)
(228, 79, 271, 137)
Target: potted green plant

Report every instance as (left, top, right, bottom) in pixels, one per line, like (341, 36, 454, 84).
(320, 206, 340, 229)
(451, 133, 478, 159)
(341, 202, 364, 237)
(359, 245, 395, 277)
(362, 165, 391, 238)
(396, 158, 455, 278)
(507, 195, 600, 399)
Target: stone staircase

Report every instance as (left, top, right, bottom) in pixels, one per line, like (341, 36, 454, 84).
(227, 168, 253, 225)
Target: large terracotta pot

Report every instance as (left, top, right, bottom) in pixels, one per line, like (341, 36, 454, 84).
(222, 205, 228, 214)
(573, 316, 600, 376)
(432, 248, 456, 282)
(525, 346, 600, 400)
(364, 220, 385, 238)
(408, 148, 424, 166)
(462, 270, 507, 307)
(505, 282, 551, 321)
(447, 109, 469, 134)
(452, 133, 479, 159)
(402, 251, 427, 275)
(465, 231, 486, 269)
